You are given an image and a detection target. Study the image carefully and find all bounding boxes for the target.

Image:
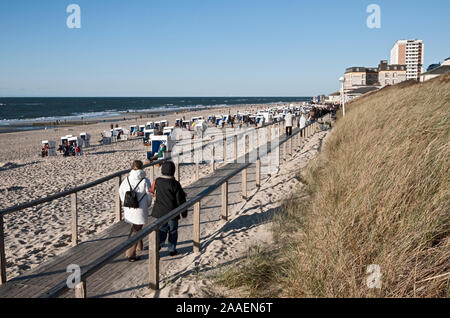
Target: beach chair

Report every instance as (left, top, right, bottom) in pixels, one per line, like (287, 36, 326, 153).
(41, 140, 57, 157)
(80, 133, 91, 147)
(256, 116, 264, 127)
(163, 126, 174, 137)
(160, 120, 168, 128)
(138, 125, 146, 136)
(145, 122, 154, 130)
(143, 129, 155, 145)
(130, 125, 137, 135)
(68, 136, 82, 156)
(146, 135, 175, 161)
(183, 120, 191, 131)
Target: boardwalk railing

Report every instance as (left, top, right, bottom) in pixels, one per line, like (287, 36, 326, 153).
(0, 112, 332, 291)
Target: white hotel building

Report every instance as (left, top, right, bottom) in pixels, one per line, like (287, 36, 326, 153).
(390, 40, 424, 80)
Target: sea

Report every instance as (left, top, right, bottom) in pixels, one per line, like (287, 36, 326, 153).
(0, 97, 311, 132)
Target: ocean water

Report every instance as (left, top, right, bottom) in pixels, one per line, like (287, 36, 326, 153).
(0, 97, 311, 125)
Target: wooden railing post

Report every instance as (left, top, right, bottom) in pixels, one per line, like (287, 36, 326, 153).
(75, 280, 86, 298)
(190, 138, 194, 163)
(71, 192, 78, 247)
(150, 165, 155, 183)
(242, 168, 248, 200)
(193, 201, 201, 253)
(149, 228, 160, 290)
(283, 140, 287, 161)
(299, 129, 302, 148)
(234, 134, 238, 162)
(244, 135, 249, 163)
(210, 143, 215, 173)
(256, 158, 261, 188)
(195, 154, 200, 181)
(115, 175, 122, 223)
(289, 135, 293, 156)
(221, 181, 228, 222)
(0, 215, 7, 284)
(223, 131, 227, 164)
(175, 153, 181, 181)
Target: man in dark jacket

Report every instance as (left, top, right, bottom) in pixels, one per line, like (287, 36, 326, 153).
(151, 161, 187, 256)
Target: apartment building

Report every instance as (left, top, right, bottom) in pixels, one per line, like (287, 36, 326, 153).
(390, 39, 424, 80)
(344, 67, 379, 92)
(378, 60, 407, 87)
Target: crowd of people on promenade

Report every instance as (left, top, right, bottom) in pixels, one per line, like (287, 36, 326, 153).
(117, 102, 339, 263)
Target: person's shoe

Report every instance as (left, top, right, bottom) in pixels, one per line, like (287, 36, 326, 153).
(169, 250, 178, 256)
(127, 256, 140, 262)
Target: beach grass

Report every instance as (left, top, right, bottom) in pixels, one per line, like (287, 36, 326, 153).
(217, 73, 450, 297)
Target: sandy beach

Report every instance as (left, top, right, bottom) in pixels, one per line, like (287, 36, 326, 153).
(0, 102, 300, 279)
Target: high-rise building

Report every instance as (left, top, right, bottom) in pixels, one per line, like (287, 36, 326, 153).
(390, 39, 424, 80)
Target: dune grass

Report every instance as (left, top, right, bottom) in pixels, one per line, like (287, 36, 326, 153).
(217, 73, 450, 298)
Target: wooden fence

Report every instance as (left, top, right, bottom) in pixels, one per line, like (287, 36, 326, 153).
(0, 112, 332, 295)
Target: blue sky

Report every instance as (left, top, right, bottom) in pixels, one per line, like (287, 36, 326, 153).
(0, 0, 449, 97)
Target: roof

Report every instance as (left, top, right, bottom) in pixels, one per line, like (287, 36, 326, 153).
(347, 86, 379, 95)
(421, 65, 450, 76)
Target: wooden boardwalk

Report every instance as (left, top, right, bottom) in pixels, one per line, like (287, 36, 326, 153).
(0, 120, 322, 298)
(0, 162, 257, 298)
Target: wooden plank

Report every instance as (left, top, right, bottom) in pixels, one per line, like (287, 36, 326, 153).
(221, 181, 228, 222)
(71, 193, 78, 247)
(193, 201, 201, 253)
(148, 228, 159, 290)
(0, 214, 6, 284)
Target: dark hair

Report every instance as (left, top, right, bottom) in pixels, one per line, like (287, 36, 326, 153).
(131, 160, 144, 170)
(161, 160, 175, 176)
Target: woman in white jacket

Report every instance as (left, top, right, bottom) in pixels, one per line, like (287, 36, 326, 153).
(119, 160, 152, 262)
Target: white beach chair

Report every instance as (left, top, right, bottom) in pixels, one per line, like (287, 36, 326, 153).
(42, 140, 57, 157)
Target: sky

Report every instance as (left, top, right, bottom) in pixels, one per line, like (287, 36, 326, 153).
(0, 0, 449, 97)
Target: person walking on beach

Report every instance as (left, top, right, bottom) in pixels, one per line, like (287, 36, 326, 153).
(119, 160, 153, 262)
(150, 161, 187, 256)
(285, 111, 293, 136)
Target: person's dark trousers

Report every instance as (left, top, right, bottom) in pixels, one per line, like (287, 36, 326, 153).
(159, 219, 179, 252)
(286, 126, 292, 136)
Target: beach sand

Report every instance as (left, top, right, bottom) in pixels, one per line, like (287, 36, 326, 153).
(0, 103, 294, 279)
